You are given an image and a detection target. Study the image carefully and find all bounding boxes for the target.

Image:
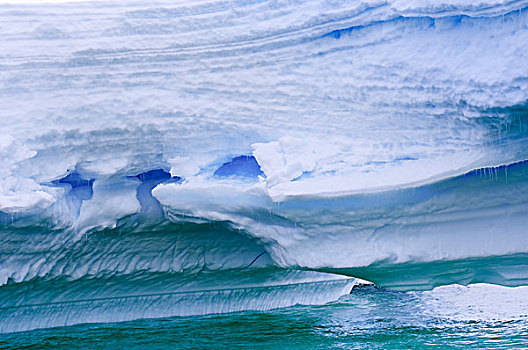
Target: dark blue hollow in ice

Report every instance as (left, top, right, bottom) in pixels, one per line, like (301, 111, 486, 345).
(52, 172, 94, 216)
(214, 156, 264, 178)
(54, 172, 94, 201)
(135, 169, 173, 183)
(134, 169, 181, 217)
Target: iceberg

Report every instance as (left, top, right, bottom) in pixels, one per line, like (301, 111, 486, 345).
(0, 0, 527, 333)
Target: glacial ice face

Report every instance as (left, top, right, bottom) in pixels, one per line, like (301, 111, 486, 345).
(1, 0, 528, 213)
(0, 0, 528, 333)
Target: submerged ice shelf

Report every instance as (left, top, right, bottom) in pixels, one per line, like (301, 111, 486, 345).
(0, 269, 357, 334)
(1, 0, 528, 334)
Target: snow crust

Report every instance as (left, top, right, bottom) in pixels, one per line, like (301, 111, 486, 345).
(1, 0, 527, 214)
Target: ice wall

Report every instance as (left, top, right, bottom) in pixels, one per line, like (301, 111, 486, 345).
(1, 0, 527, 333)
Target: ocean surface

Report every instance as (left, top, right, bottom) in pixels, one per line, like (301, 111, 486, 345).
(2, 284, 528, 349)
(1, 0, 527, 348)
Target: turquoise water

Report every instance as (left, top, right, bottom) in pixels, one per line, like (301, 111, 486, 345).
(2, 285, 527, 349)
